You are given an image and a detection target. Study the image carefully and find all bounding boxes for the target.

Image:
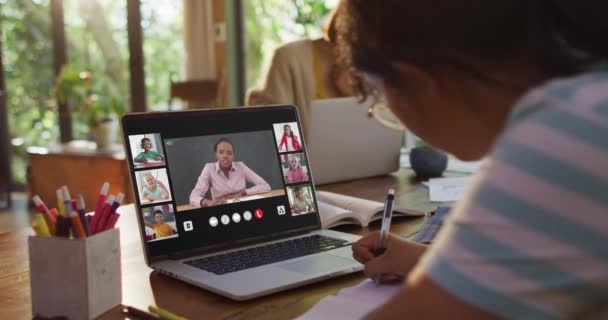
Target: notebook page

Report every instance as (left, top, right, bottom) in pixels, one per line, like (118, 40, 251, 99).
(297, 279, 401, 319)
(428, 176, 472, 202)
(317, 200, 360, 228)
(338, 279, 401, 306)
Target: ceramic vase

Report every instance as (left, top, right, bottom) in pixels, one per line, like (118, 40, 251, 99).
(90, 118, 118, 150)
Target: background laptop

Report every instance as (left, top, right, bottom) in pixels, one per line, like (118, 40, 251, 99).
(307, 97, 403, 185)
(121, 105, 361, 301)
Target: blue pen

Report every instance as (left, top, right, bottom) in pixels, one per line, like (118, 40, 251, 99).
(61, 186, 73, 215)
(109, 193, 125, 215)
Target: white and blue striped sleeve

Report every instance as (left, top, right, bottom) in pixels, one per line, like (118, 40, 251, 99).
(418, 78, 608, 319)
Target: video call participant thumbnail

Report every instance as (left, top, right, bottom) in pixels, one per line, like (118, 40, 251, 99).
(135, 137, 165, 163)
(142, 205, 177, 241)
(128, 134, 166, 167)
(137, 169, 172, 204)
(288, 185, 316, 215)
(190, 138, 271, 208)
(275, 123, 302, 152)
(283, 153, 309, 184)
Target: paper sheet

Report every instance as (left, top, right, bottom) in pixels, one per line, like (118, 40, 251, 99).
(297, 279, 401, 320)
(428, 176, 472, 202)
(446, 158, 482, 173)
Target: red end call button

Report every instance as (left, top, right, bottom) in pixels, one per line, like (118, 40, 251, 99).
(254, 209, 264, 219)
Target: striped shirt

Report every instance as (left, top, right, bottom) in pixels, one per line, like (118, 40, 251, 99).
(420, 68, 608, 319)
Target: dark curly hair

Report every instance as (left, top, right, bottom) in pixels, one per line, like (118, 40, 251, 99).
(336, 0, 608, 95)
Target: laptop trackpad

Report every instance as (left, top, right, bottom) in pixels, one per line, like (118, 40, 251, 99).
(278, 255, 354, 276)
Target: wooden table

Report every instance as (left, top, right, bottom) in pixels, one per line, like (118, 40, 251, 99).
(1, 169, 431, 320)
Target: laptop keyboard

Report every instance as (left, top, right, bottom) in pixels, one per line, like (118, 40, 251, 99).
(184, 235, 352, 275)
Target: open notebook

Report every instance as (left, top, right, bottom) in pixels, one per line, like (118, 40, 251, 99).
(316, 189, 437, 228)
(297, 279, 401, 319)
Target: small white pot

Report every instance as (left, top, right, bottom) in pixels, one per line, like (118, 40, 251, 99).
(90, 118, 118, 150)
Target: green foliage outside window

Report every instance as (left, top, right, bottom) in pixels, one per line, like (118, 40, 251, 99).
(55, 62, 126, 128)
(2, 0, 182, 185)
(3, 0, 57, 185)
(2, 0, 331, 185)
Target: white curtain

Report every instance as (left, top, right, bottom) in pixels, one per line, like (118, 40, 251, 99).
(183, 0, 216, 80)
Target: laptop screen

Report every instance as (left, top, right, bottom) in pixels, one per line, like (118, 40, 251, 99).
(121, 106, 321, 258)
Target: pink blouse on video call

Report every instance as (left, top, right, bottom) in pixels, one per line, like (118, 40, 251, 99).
(189, 161, 270, 207)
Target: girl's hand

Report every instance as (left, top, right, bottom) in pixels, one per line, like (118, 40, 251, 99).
(352, 231, 427, 281)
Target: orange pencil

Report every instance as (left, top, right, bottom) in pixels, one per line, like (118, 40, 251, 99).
(45, 208, 60, 235)
(70, 213, 87, 238)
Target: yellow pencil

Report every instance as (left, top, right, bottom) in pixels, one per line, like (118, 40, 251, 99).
(32, 213, 51, 237)
(149, 305, 187, 320)
(56, 188, 66, 216)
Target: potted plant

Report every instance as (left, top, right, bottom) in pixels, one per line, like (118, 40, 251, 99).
(56, 63, 125, 150)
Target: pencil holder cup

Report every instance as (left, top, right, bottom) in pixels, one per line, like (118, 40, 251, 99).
(28, 228, 122, 320)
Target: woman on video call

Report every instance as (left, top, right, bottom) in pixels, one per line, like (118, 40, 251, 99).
(286, 154, 308, 183)
(190, 138, 271, 207)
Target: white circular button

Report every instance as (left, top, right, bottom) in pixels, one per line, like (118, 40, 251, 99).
(232, 212, 241, 223)
(209, 216, 218, 227)
(243, 211, 252, 221)
(221, 214, 230, 225)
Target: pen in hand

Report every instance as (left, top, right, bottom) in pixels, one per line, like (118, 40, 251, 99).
(374, 188, 395, 284)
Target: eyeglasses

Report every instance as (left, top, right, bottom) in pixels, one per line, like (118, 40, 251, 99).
(367, 94, 406, 132)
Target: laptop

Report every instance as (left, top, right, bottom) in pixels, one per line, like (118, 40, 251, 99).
(121, 105, 362, 301)
(307, 97, 403, 185)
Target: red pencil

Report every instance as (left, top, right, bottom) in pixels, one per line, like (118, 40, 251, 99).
(71, 199, 78, 212)
(89, 182, 110, 234)
(102, 213, 121, 231)
(92, 195, 114, 235)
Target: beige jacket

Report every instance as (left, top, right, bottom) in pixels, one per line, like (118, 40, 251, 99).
(246, 40, 316, 135)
